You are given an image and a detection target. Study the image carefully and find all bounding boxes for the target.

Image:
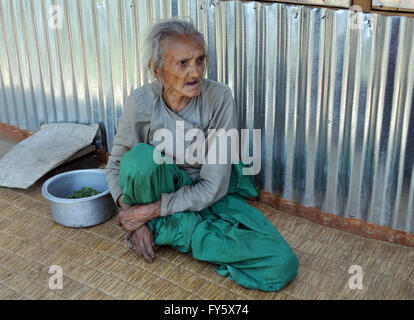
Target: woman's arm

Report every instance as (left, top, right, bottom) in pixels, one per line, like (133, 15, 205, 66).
(106, 90, 156, 263)
(160, 86, 239, 216)
(105, 92, 152, 207)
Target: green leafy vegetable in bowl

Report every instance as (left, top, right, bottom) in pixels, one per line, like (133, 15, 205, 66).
(67, 187, 101, 199)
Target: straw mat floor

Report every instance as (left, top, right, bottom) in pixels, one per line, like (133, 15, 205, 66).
(0, 174, 413, 300)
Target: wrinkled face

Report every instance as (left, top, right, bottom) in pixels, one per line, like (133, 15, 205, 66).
(156, 34, 206, 99)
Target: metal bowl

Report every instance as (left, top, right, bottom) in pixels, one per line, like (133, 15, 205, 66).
(42, 169, 117, 227)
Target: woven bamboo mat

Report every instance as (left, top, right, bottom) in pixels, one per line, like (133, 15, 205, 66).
(0, 176, 413, 300)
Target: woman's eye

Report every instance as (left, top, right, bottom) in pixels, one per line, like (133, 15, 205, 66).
(178, 61, 186, 65)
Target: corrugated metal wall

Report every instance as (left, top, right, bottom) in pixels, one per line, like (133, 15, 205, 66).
(0, 0, 413, 234)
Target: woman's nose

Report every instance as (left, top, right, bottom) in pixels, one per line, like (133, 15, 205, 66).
(189, 61, 203, 77)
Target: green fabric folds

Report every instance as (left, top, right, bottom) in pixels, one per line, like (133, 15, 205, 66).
(119, 143, 299, 292)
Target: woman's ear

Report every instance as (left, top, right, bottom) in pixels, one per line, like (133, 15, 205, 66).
(148, 60, 159, 79)
(154, 66, 160, 78)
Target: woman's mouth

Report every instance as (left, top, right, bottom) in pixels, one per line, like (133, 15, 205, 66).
(186, 81, 199, 87)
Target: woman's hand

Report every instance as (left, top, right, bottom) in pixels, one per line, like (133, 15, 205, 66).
(117, 200, 161, 236)
(118, 195, 157, 263)
(129, 224, 156, 263)
(118, 194, 132, 210)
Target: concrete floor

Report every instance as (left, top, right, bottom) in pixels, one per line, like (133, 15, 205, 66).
(0, 136, 18, 159)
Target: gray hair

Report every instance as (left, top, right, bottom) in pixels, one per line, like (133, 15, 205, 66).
(144, 17, 208, 80)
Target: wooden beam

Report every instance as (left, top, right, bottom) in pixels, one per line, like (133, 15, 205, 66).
(352, 0, 372, 12)
(235, 0, 414, 16)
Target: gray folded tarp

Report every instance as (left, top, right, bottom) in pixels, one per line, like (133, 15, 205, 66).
(0, 123, 99, 189)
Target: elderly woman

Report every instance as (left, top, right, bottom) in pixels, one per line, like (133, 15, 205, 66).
(105, 18, 298, 292)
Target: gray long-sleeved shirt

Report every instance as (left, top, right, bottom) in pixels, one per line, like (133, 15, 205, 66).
(105, 78, 239, 216)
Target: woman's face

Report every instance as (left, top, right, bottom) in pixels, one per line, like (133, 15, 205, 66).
(157, 34, 206, 100)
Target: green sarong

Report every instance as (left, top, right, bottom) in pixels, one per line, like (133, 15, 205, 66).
(119, 143, 299, 292)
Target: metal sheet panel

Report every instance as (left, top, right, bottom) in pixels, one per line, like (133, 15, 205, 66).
(266, 0, 351, 9)
(0, 0, 413, 234)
